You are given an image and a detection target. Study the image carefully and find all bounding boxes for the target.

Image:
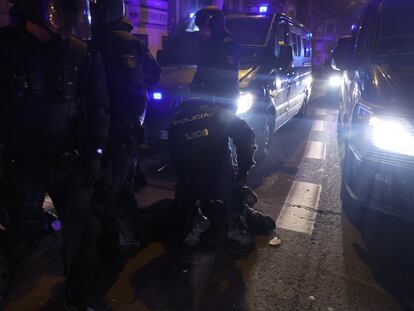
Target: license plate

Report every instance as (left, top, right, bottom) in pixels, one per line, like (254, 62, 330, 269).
(159, 130, 169, 140)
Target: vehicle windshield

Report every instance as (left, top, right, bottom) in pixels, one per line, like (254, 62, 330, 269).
(226, 15, 272, 46)
(159, 15, 271, 66)
(377, 0, 414, 54)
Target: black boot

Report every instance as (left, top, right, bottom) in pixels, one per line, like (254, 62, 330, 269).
(184, 208, 210, 247)
(227, 211, 255, 246)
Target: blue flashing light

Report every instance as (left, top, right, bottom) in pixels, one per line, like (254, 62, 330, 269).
(190, 12, 195, 18)
(351, 24, 357, 31)
(153, 92, 163, 100)
(259, 4, 269, 13)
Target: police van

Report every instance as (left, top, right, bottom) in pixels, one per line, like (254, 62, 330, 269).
(147, 6, 312, 159)
(333, 0, 414, 222)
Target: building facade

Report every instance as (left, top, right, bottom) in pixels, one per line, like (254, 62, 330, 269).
(125, 0, 225, 56)
(0, 0, 9, 27)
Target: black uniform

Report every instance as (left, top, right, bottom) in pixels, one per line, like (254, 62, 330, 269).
(169, 100, 256, 207)
(88, 18, 160, 295)
(192, 32, 240, 108)
(0, 23, 110, 304)
(92, 19, 160, 201)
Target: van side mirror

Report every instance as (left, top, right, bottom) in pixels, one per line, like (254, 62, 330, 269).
(332, 36, 357, 71)
(278, 45, 294, 69)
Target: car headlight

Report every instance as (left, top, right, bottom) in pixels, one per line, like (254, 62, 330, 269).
(328, 75, 342, 88)
(369, 115, 414, 157)
(237, 92, 254, 115)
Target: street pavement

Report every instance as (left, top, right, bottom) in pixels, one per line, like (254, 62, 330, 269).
(5, 81, 414, 311)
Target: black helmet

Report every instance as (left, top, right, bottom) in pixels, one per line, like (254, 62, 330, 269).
(195, 6, 227, 36)
(90, 0, 125, 25)
(13, 0, 92, 39)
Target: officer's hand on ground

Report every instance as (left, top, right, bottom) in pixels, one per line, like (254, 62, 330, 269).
(81, 152, 102, 187)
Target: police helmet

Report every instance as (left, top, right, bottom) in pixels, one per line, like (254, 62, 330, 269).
(195, 6, 227, 35)
(13, 0, 92, 39)
(90, 0, 125, 25)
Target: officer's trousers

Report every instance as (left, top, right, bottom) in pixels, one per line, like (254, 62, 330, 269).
(109, 135, 146, 243)
(90, 136, 143, 296)
(2, 160, 98, 302)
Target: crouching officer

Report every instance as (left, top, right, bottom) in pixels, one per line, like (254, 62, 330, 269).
(0, 0, 110, 309)
(168, 6, 256, 246)
(169, 96, 257, 246)
(91, 0, 161, 258)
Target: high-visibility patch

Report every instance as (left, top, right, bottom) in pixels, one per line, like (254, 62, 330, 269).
(123, 55, 136, 69)
(185, 129, 209, 140)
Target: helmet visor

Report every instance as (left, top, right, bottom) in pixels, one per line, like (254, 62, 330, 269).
(43, 0, 92, 40)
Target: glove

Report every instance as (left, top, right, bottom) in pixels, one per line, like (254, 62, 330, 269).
(81, 150, 103, 187)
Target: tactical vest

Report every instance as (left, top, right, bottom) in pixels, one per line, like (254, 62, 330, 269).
(0, 25, 89, 158)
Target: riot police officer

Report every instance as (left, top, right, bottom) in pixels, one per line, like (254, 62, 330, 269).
(0, 0, 110, 309)
(86, 1, 160, 307)
(192, 6, 240, 108)
(169, 95, 257, 246)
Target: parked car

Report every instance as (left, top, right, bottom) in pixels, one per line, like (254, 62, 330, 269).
(333, 0, 414, 222)
(146, 9, 313, 159)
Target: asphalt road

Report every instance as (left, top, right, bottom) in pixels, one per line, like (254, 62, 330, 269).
(5, 81, 414, 311)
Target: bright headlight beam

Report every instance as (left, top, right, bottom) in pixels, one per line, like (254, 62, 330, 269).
(328, 75, 342, 88)
(369, 116, 414, 157)
(237, 93, 254, 115)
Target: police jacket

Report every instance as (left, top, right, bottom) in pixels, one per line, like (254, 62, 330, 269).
(169, 101, 256, 199)
(91, 19, 161, 130)
(0, 23, 110, 160)
(192, 32, 240, 104)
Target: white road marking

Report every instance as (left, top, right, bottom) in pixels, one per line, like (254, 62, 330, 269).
(314, 108, 328, 116)
(276, 181, 322, 235)
(312, 120, 326, 132)
(304, 141, 326, 160)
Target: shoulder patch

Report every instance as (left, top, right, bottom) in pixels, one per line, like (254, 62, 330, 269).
(123, 54, 136, 69)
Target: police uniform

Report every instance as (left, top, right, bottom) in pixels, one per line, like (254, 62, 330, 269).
(169, 100, 256, 213)
(88, 17, 160, 299)
(92, 18, 160, 200)
(0, 23, 110, 304)
(192, 32, 240, 107)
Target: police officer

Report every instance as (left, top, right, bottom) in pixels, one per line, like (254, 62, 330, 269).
(0, 0, 110, 309)
(169, 95, 257, 246)
(192, 6, 240, 107)
(85, 1, 160, 306)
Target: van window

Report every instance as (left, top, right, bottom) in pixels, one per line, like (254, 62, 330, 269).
(355, 3, 378, 55)
(290, 33, 301, 56)
(381, 0, 414, 37)
(303, 38, 311, 57)
(297, 35, 302, 56)
(277, 22, 288, 45)
(226, 16, 273, 46)
(290, 33, 298, 56)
